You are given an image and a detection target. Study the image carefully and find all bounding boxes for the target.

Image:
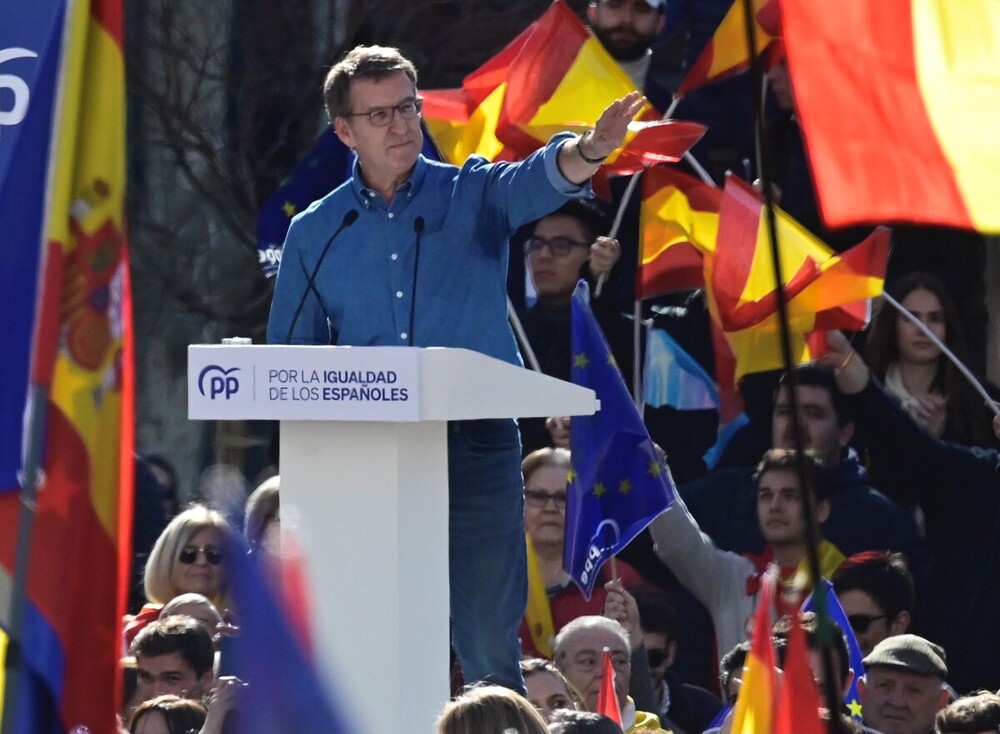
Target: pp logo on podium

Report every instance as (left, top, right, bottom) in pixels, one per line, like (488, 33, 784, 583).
(198, 365, 241, 400)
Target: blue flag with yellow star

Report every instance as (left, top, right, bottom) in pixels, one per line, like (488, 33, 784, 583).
(257, 127, 442, 277)
(802, 579, 866, 720)
(566, 282, 676, 599)
(257, 130, 353, 277)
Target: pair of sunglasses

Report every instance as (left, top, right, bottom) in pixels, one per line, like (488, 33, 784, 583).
(847, 613, 888, 633)
(647, 648, 669, 668)
(178, 545, 224, 566)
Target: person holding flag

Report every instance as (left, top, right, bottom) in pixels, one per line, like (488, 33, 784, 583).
(553, 616, 665, 732)
(649, 447, 845, 671)
(266, 44, 645, 693)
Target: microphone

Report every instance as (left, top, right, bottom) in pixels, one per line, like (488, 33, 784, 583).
(407, 216, 425, 347)
(284, 209, 359, 344)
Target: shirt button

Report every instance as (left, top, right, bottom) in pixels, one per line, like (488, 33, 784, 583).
(396, 291, 403, 298)
(391, 253, 398, 261)
(400, 332, 408, 340)
(387, 212, 394, 219)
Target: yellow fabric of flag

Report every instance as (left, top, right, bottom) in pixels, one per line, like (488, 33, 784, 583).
(524, 535, 556, 659)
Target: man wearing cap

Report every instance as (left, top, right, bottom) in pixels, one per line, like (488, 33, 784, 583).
(859, 634, 951, 734)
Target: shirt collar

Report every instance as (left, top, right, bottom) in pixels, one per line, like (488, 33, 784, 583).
(351, 155, 428, 208)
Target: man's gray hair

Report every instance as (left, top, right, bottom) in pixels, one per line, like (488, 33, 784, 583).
(553, 615, 630, 663)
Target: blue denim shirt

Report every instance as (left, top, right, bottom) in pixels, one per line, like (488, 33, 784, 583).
(266, 133, 589, 365)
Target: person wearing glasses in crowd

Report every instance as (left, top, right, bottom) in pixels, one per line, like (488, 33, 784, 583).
(143, 505, 235, 610)
(832, 550, 915, 657)
(516, 199, 624, 454)
(519, 448, 644, 659)
(629, 585, 722, 734)
(125, 505, 238, 650)
(266, 44, 643, 693)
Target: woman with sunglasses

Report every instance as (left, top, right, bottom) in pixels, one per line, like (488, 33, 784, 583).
(144, 504, 237, 609)
(125, 505, 238, 651)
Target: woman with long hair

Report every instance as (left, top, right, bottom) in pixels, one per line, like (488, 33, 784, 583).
(865, 272, 998, 448)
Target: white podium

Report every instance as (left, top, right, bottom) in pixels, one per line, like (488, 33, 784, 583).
(188, 344, 598, 733)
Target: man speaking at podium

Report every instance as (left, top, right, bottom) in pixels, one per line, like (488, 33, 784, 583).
(267, 44, 642, 692)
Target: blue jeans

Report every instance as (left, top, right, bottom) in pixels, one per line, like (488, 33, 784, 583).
(447, 418, 526, 693)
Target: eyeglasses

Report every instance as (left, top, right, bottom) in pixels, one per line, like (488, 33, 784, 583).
(524, 235, 591, 257)
(524, 489, 568, 510)
(345, 97, 423, 127)
(178, 545, 224, 566)
(647, 648, 668, 668)
(847, 613, 888, 633)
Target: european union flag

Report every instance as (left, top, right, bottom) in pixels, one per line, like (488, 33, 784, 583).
(566, 282, 676, 599)
(256, 127, 443, 277)
(224, 534, 351, 733)
(803, 579, 866, 720)
(257, 130, 353, 277)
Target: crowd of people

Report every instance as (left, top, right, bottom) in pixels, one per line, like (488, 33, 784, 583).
(118, 0, 999, 732)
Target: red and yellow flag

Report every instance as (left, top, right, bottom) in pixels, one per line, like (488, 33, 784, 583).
(0, 0, 133, 730)
(731, 569, 778, 734)
(497, 1, 654, 153)
(424, 1, 704, 168)
(676, 0, 779, 97)
(523, 535, 556, 658)
(705, 175, 888, 379)
(782, 0, 1000, 232)
(637, 167, 722, 298)
(775, 614, 825, 734)
(421, 17, 529, 163)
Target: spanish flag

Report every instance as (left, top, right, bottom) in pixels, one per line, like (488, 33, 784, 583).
(424, 1, 704, 169)
(782, 0, 1000, 232)
(675, 0, 779, 97)
(731, 568, 777, 734)
(705, 175, 889, 379)
(421, 16, 529, 163)
(496, 0, 657, 155)
(0, 0, 133, 730)
(774, 614, 825, 734)
(637, 166, 722, 298)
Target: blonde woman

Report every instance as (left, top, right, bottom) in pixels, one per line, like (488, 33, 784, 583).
(144, 504, 237, 608)
(125, 505, 238, 649)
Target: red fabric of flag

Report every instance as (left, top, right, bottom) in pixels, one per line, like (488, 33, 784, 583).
(780, 0, 998, 231)
(775, 614, 825, 734)
(603, 121, 706, 175)
(731, 569, 778, 734)
(597, 648, 623, 726)
(636, 166, 722, 298)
